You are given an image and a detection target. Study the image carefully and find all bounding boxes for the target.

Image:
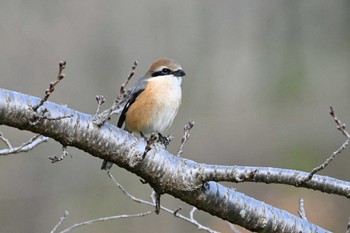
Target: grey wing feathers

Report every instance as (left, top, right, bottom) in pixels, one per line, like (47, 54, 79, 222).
(117, 79, 148, 128)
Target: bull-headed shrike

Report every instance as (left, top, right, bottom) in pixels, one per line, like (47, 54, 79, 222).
(101, 58, 186, 170)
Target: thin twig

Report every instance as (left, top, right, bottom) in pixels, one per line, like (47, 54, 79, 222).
(109, 104, 126, 116)
(0, 132, 12, 148)
(305, 106, 350, 181)
(32, 61, 66, 112)
(152, 191, 161, 215)
(0, 135, 49, 155)
(58, 211, 151, 233)
(95, 61, 138, 126)
(120, 61, 138, 96)
(107, 171, 152, 205)
(49, 146, 70, 163)
(107, 172, 219, 233)
(51, 211, 69, 233)
(297, 199, 308, 221)
(189, 207, 213, 232)
(142, 132, 158, 159)
(178, 121, 195, 156)
(190, 207, 197, 221)
(94, 95, 106, 116)
(330, 106, 350, 137)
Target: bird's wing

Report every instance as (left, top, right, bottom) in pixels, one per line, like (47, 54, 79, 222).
(117, 79, 148, 128)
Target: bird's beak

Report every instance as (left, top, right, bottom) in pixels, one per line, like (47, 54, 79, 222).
(173, 69, 186, 77)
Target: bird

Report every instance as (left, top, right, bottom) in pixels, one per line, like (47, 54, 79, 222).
(101, 58, 186, 170)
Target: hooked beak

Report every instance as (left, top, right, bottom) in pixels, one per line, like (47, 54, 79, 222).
(173, 69, 186, 77)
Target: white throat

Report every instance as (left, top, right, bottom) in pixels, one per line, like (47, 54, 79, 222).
(148, 74, 182, 86)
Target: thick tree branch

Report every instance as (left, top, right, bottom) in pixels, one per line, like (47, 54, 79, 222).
(199, 165, 350, 198)
(0, 88, 343, 232)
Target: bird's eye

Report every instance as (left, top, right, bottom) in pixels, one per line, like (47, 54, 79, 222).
(161, 68, 171, 75)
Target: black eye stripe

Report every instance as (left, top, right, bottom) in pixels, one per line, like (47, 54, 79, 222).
(151, 69, 186, 77)
(151, 71, 164, 77)
(152, 68, 171, 77)
(162, 68, 171, 74)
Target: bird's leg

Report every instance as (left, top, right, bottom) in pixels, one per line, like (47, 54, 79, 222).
(141, 132, 173, 159)
(157, 133, 173, 149)
(140, 131, 147, 139)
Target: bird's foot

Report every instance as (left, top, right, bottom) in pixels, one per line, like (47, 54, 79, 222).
(157, 133, 173, 149)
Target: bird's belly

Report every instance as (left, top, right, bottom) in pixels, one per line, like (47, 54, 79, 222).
(152, 99, 180, 133)
(125, 83, 181, 136)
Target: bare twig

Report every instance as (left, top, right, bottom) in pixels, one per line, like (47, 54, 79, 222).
(189, 207, 216, 232)
(0, 132, 12, 148)
(107, 171, 152, 205)
(94, 95, 106, 116)
(178, 121, 195, 156)
(152, 191, 161, 215)
(120, 60, 138, 96)
(107, 172, 218, 233)
(57, 211, 151, 233)
(0, 135, 49, 155)
(142, 132, 158, 159)
(190, 208, 198, 222)
(95, 61, 138, 126)
(28, 61, 71, 125)
(51, 211, 69, 233)
(305, 106, 350, 181)
(330, 106, 350, 137)
(297, 199, 308, 221)
(32, 61, 66, 112)
(49, 146, 70, 163)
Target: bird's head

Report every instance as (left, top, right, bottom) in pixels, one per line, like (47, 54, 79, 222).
(145, 58, 186, 79)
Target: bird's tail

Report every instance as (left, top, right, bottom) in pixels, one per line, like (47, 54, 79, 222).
(101, 160, 113, 170)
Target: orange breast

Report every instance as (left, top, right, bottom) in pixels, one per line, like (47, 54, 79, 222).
(125, 77, 181, 135)
(125, 82, 159, 134)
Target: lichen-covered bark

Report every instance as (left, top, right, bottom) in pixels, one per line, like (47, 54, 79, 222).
(0, 88, 333, 232)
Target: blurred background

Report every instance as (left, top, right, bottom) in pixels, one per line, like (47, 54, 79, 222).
(0, 1, 349, 232)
